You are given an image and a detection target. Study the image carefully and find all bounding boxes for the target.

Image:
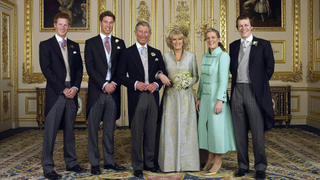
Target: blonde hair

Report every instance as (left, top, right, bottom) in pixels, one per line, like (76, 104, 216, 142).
(165, 25, 189, 50)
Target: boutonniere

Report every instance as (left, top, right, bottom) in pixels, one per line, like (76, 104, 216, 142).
(115, 39, 119, 43)
(151, 52, 156, 56)
(252, 41, 258, 46)
(69, 45, 74, 49)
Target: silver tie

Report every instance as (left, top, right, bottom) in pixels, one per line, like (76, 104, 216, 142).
(141, 47, 147, 60)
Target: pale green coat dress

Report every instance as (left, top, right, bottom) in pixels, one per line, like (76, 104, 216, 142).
(158, 51, 200, 172)
(197, 47, 236, 153)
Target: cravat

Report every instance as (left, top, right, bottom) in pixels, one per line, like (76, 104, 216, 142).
(141, 47, 147, 59)
(239, 40, 247, 61)
(104, 37, 111, 54)
(61, 39, 66, 51)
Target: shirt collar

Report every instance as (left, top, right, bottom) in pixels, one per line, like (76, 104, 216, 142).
(100, 33, 112, 41)
(55, 34, 67, 43)
(136, 42, 147, 50)
(241, 34, 253, 43)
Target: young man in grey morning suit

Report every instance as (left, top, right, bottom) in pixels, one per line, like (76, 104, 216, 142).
(229, 15, 275, 180)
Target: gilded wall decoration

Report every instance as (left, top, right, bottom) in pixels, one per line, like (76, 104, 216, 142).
(220, 0, 228, 51)
(270, 40, 286, 63)
(291, 95, 300, 112)
(1, 12, 10, 79)
(2, 91, 11, 120)
(309, 95, 320, 115)
(308, 0, 320, 82)
(316, 37, 320, 62)
(25, 97, 36, 114)
(137, 1, 150, 22)
(271, 0, 302, 82)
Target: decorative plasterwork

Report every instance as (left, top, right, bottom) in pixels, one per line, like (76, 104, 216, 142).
(309, 95, 320, 115)
(1, 12, 10, 79)
(0, 0, 17, 123)
(308, 0, 320, 82)
(291, 95, 300, 112)
(137, 1, 150, 22)
(270, 40, 286, 63)
(2, 91, 11, 120)
(220, 0, 227, 52)
(25, 97, 36, 114)
(271, 0, 302, 82)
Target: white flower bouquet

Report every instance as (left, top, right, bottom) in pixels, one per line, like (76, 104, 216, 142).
(174, 72, 192, 90)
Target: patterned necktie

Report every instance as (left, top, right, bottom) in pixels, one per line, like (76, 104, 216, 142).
(61, 39, 66, 51)
(105, 37, 111, 54)
(141, 47, 147, 59)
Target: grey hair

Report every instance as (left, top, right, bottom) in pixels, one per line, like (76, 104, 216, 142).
(135, 21, 151, 33)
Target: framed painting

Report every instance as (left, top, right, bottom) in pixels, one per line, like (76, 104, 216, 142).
(40, 0, 90, 32)
(236, 0, 285, 31)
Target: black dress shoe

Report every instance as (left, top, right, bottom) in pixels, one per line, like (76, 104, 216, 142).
(256, 171, 266, 180)
(134, 170, 143, 177)
(67, 165, 85, 173)
(44, 171, 62, 180)
(104, 163, 126, 170)
(144, 166, 161, 173)
(234, 169, 249, 177)
(91, 165, 101, 175)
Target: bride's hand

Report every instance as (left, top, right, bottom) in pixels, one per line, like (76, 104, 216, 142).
(158, 74, 171, 86)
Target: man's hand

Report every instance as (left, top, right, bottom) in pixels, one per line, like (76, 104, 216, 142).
(103, 82, 116, 94)
(63, 87, 77, 99)
(136, 82, 148, 91)
(146, 83, 157, 93)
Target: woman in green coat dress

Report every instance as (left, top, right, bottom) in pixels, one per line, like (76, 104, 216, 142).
(196, 28, 236, 175)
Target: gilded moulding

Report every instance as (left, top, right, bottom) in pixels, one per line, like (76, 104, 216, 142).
(137, 1, 150, 22)
(2, 91, 11, 120)
(25, 96, 37, 114)
(308, 0, 320, 82)
(220, 0, 227, 52)
(309, 95, 320, 115)
(270, 40, 286, 63)
(290, 95, 300, 112)
(1, 0, 17, 123)
(1, 12, 10, 79)
(271, 0, 302, 82)
(98, 0, 106, 34)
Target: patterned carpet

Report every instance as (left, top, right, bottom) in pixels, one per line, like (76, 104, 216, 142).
(0, 128, 319, 180)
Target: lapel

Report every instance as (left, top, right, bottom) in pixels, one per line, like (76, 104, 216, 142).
(94, 35, 108, 65)
(147, 45, 155, 76)
(50, 36, 64, 62)
(110, 36, 117, 64)
(128, 45, 144, 76)
(67, 39, 73, 66)
(233, 39, 241, 71)
(249, 36, 258, 67)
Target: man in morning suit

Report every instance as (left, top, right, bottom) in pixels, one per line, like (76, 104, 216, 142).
(117, 21, 167, 177)
(84, 11, 126, 175)
(39, 13, 84, 180)
(229, 15, 275, 180)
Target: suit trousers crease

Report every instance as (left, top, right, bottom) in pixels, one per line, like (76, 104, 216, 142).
(87, 93, 117, 166)
(131, 92, 158, 171)
(42, 82, 78, 174)
(231, 83, 267, 171)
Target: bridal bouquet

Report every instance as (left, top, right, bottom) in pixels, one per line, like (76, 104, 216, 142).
(174, 72, 192, 90)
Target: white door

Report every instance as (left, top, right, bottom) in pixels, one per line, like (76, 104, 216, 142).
(0, 2, 16, 132)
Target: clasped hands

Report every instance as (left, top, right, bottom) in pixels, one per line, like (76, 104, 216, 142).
(103, 82, 117, 94)
(63, 87, 77, 99)
(136, 82, 157, 93)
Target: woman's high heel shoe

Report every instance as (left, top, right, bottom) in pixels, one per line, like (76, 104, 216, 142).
(205, 163, 221, 176)
(203, 162, 213, 171)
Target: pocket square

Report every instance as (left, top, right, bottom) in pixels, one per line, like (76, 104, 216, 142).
(73, 51, 77, 54)
(117, 46, 121, 49)
(155, 58, 159, 61)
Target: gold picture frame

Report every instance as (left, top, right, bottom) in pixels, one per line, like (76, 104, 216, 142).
(39, 0, 90, 32)
(236, 0, 285, 31)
